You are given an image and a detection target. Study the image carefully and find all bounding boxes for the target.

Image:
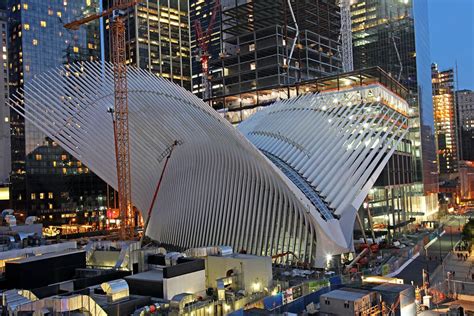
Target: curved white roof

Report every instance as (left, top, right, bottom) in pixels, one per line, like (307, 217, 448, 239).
(10, 62, 408, 267)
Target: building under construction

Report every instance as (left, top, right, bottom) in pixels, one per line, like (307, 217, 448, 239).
(201, 0, 342, 122)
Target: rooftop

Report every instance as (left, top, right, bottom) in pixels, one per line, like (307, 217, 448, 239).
(7, 249, 84, 264)
(321, 288, 372, 301)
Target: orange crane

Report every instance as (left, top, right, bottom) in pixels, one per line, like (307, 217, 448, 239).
(65, 0, 139, 240)
(194, 0, 220, 100)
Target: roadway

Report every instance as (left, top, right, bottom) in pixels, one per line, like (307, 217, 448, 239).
(397, 230, 461, 286)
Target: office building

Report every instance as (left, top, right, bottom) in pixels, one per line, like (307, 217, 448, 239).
(8, 0, 109, 215)
(16, 61, 409, 267)
(0, 8, 8, 185)
(431, 64, 458, 177)
(457, 89, 474, 162)
(104, 0, 192, 91)
(351, 0, 438, 220)
(199, 0, 342, 122)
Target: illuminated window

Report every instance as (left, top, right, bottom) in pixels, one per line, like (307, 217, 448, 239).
(250, 62, 256, 70)
(48, 192, 53, 199)
(57, 11, 62, 18)
(73, 46, 79, 53)
(32, 39, 38, 46)
(24, 24, 30, 30)
(35, 154, 42, 160)
(61, 154, 67, 160)
(30, 193, 36, 200)
(87, 43, 94, 49)
(4, 117, 8, 122)
(39, 193, 44, 199)
(52, 161, 56, 167)
(48, 203, 53, 210)
(40, 21, 46, 27)
(249, 43, 255, 52)
(48, 9, 53, 16)
(23, 3, 28, 10)
(62, 168, 67, 174)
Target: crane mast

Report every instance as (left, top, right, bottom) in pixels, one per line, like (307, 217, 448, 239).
(340, 0, 354, 72)
(65, 0, 137, 240)
(194, 0, 220, 100)
(111, 2, 133, 240)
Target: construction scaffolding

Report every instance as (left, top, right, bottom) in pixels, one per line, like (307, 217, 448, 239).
(209, 0, 342, 101)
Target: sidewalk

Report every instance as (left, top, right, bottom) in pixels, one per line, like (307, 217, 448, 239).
(430, 250, 474, 296)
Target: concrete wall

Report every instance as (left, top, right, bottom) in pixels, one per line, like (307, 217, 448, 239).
(163, 269, 206, 300)
(205, 255, 272, 294)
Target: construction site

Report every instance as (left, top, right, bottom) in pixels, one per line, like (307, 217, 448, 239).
(1, 0, 471, 315)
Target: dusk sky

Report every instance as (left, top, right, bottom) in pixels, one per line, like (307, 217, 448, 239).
(428, 0, 474, 90)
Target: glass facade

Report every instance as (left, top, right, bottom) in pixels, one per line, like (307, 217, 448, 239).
(8, 0, 110, 215)
(0, 9, 9, 184)
(431, 64, 458, 176)
(351, 0, 438, 196)
(104, 0, 192, 91)
(457, 90, 474, 162)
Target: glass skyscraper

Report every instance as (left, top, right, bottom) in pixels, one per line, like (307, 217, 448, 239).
(351, 0, 438, 217)
(0, 8, 9, 185)
(8, 0, 110, 217)
(431, 64, 458, 177)
(104, 0, 192, 91)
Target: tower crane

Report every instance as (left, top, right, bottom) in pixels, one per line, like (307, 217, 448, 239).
(65, 0, 139, 240)
(339, 0, 354, 72)
(194, 0, 220, 100)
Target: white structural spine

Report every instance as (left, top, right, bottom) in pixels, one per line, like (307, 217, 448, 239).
(10, 62, 407, 267)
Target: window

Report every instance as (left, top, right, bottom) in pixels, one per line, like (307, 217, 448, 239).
(48, 203, 53, 210)
(35, 154, 42, 160)
(23, 3, 28, 10)
(30, 193, 36, 200)
(40, 21, 46, 27)
(73, 46, 79, 53)
(32, 39, 38, 46)
(48, 9, 53, 16)
(24, 24, 30, 30)
(344, 302, 350, 308)
(39, 193, 44, 199)
(57, 11, 62, 18)
(250, 62, 256, 70)
(48, 192, 53, 199)
(249, 43, 255, 52)
(61, 154, 67, 160)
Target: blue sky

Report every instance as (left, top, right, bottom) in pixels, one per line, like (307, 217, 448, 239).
(428, 0, 474, 90)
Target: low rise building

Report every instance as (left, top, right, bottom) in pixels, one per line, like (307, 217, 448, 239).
(319, 288, 380, 316)
(205, 253, 273, 296)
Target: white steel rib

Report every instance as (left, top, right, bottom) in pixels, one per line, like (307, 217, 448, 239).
(10, 61, 408, 267)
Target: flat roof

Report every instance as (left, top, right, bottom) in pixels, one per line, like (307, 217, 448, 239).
(321, 288, 372, 301)
(125, 269, 164, 282)
(7, 249, 84, 264)
(374, 283, 413, 293)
